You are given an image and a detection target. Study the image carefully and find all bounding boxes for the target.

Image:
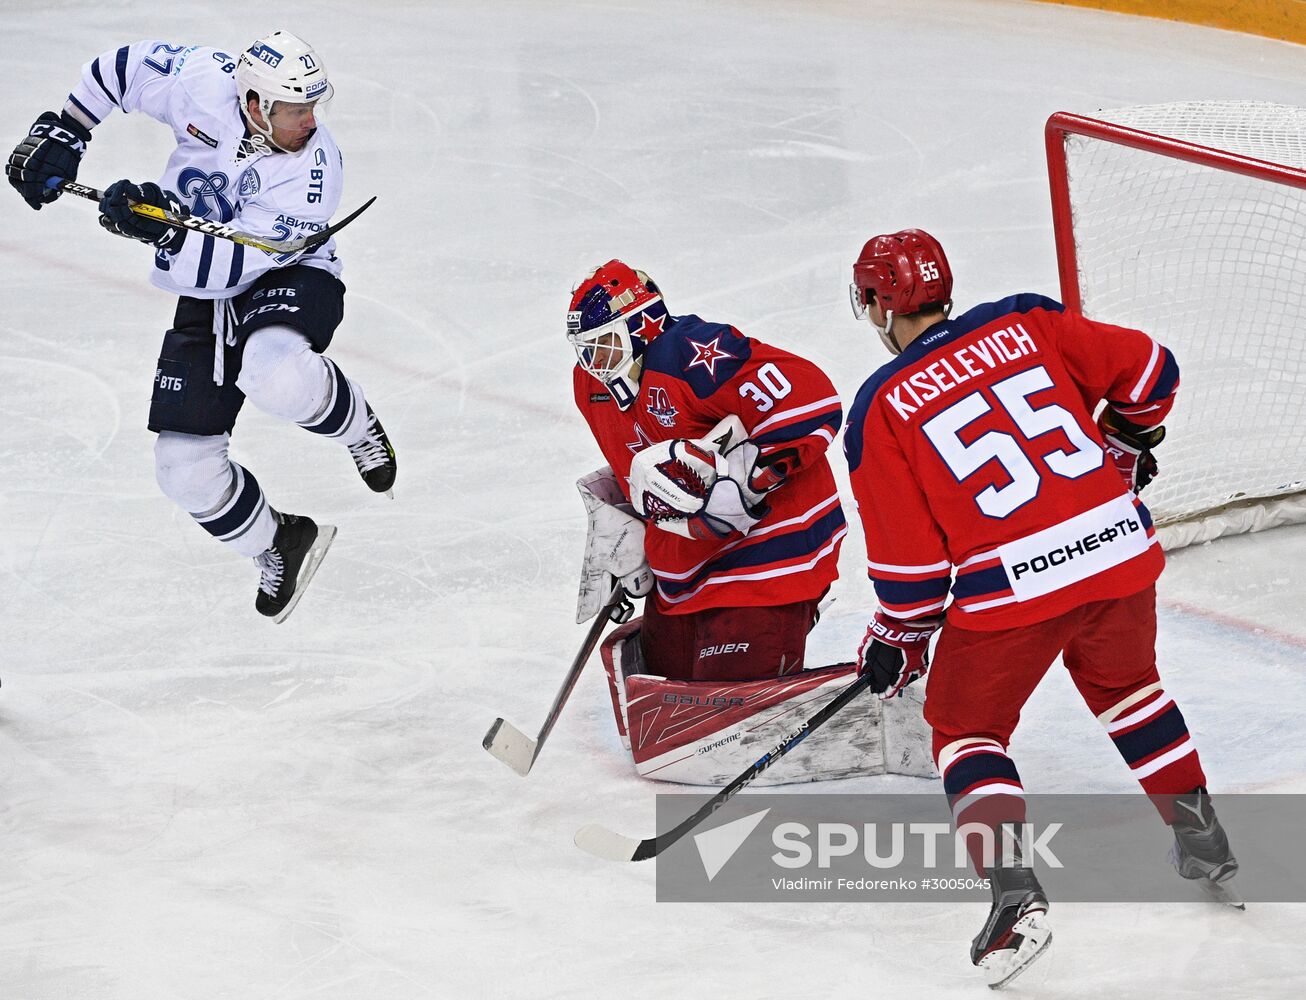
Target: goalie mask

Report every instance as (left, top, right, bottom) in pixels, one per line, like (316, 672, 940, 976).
(850, 229, 953, 355)
(567, 260, 668, 410)
(236, 30, 334, 154)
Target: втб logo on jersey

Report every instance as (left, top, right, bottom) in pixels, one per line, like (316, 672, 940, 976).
(178, 169, 234, 222)
(687, 336, 734, 377)
(646, 386, 678, 428)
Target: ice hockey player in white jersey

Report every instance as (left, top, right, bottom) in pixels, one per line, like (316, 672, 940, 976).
(6, 31, 397, 621)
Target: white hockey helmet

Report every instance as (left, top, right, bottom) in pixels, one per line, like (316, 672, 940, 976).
(236, 31, 333, 149)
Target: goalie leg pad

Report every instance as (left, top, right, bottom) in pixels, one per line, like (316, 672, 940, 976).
(617, 664, 889, 786)
(882, 684, 937, 777)
(600, 618, 646, 750)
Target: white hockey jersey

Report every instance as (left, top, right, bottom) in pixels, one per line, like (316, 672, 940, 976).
(65, 40, 345, 300)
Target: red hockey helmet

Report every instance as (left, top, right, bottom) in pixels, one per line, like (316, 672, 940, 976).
(850, 229, 953, 320)
(567, 260, 668, 409)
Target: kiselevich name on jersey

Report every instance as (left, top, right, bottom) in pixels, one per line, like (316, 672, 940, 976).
(998, 495, 1151, 602)
(885, 323, 1039, 422)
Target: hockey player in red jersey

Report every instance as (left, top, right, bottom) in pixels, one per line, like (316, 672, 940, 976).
(568, 261, 876, 785)
(844, 230, 1239, 986)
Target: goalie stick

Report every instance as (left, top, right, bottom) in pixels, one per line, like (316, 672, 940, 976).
(50, 178, 376, 255)
(575, 669, 874, 862)
(483, 590, 633, 777)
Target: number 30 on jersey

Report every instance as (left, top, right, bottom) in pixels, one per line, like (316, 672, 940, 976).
(739, 362, 792, 413)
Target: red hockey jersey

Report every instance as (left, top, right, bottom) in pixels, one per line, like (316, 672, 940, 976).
(844, 294, 1179, 631)
(574, 314, 846, 615)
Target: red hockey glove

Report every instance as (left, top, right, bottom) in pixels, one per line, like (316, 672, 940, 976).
(857, 611, 943, 700)
(1098, 408, 1166, 493)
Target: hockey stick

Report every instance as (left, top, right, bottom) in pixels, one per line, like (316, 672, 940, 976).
(575, 670, 875, 862)
(482, 590, 633, 777)
(50, 178, 375, 255)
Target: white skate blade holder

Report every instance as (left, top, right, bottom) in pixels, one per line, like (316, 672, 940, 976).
(980, 909, 1052, 990)
(273, 524, 338, 624)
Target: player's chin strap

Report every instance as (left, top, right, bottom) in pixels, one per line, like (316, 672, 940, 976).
(875, 301, 953, 356)
(876, 310, 900, 355)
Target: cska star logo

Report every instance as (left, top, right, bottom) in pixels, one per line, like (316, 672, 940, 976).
(687, 336, 734, 377)
(646, 386, 679, 428)
(634, 310, 666, 341)
(626, 422, 655, 455)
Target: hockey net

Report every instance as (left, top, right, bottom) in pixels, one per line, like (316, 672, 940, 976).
(1046, 102, 1306, 549)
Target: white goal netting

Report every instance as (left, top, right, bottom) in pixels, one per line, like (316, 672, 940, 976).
(1055, 101, 1306, 546)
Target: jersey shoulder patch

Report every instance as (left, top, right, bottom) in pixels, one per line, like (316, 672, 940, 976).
(644, 315, 751, 399)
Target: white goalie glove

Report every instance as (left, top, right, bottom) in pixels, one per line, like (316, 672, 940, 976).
(628, 415, 774, 541)
(576, 467, 654, 623)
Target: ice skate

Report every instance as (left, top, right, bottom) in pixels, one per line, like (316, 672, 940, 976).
(253, 511, 337, 623)
(1169, 788, 1244, 910)
(347, 403, 396, 497)
(971, 863, 1052, 989)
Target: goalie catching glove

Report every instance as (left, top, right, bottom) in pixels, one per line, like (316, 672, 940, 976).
(1098, 407, 1165, 493)
(98, 179, 189, 253)
(857, 610, 943, 700)
(629, 433, 774, 541)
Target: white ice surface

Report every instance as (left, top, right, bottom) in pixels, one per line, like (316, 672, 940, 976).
(1, 1, 1303, 996)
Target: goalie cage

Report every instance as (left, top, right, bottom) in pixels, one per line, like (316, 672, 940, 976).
(1045, 101, 1306, 549)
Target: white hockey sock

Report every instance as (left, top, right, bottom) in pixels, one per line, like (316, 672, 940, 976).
(155, 432, 277, 558)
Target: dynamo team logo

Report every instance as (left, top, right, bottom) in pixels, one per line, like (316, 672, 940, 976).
(237, 167, 261, 198)
(178, 168, 234, 222)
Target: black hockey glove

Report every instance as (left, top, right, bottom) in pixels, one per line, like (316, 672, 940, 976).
(7, 111, 92, 210)
(857, 612, 943, 700)
(1098, 407, 1166, 493)
(98, 180, 189, 253)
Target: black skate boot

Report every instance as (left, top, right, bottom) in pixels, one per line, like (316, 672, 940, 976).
(971, 858, 1052, 989)
(254, 511, 338, 623)
(347, 404, 397, 497)
(1169, 788, 1243, 908)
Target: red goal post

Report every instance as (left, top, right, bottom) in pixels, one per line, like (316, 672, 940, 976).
(1045, 103, 1306, 549)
